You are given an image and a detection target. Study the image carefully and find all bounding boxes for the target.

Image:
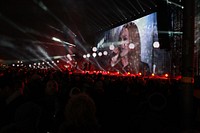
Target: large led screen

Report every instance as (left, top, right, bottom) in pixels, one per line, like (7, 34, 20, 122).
(95, 12, 168, 75)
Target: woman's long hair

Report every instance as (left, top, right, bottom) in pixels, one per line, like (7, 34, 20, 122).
(119, 22, 141, 73)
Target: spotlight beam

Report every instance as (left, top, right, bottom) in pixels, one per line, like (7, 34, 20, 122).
(127, 0, 140, 14)
(158, 31, 183, 35)
(33, 0, 77, 38)
(137, 0, 145, 12)
(0, 13, 36, 40)
(52, 37, 76, 47)
(97, 41, 129, 48)
(166, 0, 184, 9)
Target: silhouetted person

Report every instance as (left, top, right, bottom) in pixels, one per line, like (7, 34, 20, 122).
(58, 93, 100, 133)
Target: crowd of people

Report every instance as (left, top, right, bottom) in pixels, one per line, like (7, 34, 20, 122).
(0, 68, 200, 133)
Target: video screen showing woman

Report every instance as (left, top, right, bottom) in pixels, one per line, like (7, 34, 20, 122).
(110, 22, 141, 73)
(96, 12, 160, 75)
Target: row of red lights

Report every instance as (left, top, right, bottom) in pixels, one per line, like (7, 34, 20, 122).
(71, 70, 172, 78)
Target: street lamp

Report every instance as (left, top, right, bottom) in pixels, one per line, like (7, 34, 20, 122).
(152, 41, 160, 73)
(153, 41, 160, 48)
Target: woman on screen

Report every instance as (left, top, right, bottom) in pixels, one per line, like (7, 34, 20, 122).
(110, 22, 141, 74)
